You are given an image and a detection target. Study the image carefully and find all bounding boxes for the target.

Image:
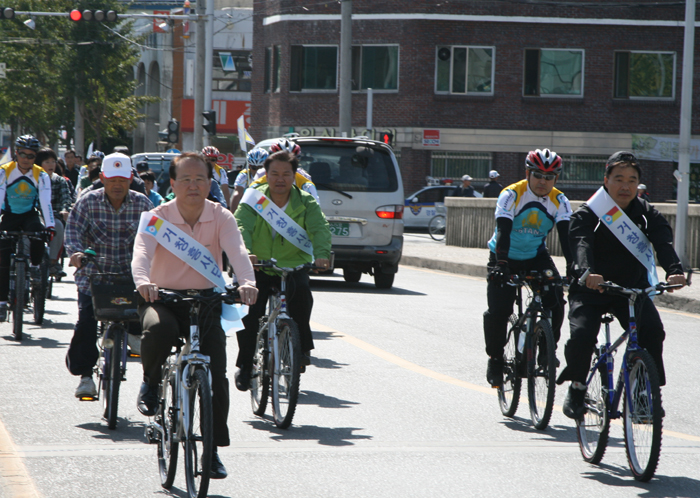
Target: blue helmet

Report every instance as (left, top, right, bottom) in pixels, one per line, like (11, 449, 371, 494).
(93, 150, 105, 160)
(15, 135, 41, 152)
(247, 148, 269, 168)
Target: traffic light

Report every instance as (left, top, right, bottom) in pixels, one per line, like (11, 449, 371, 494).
(378, 132, 394, 147)
(202, 111, 216, 136)
(69, 10, 118, 22)
(167, 119, 179, 143)
(0, 7, 15, 20)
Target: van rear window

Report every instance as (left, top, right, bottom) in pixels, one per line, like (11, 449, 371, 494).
(299, 145, 399, 193)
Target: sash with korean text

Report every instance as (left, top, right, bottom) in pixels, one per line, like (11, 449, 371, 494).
(587, 187, 658, 286)
(241, 188, 314, 256)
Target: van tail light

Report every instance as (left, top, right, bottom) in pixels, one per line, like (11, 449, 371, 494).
(376, 205, 404, 219)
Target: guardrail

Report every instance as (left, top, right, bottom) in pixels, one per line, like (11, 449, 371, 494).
(444, 197, 700, 268)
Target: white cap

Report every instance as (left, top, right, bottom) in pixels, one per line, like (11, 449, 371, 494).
(101, 153, 132, 179)
(461, 174, 473, 181)
(489, 170, 499, 179)
(638, 184, 647, 190)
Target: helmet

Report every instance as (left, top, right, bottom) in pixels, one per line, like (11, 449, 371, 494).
(525, 148, 562, 175)
(269, 138, 301, 156)
(15, 135, 41, 152)
(202, 146, 220, 160)
(93, 150, 105, 160)
(246, 148, 268, 168)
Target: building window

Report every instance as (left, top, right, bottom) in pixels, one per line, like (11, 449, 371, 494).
(264, 47, 272, 93)
(435, 46, 494, 95)
(614, 51, 675, 99)
(430, 152, 493, 179)
(524, 49, 584, 97)
(290, 45, 338, 92)
(558, 155, 608, 183)
(273, 45, 281, 92)
(351, 45, 399, 91)
(213, 50, 252, 91)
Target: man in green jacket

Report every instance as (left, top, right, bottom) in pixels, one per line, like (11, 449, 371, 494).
(233, 150, 332, 391)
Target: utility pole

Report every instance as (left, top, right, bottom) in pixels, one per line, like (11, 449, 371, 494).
(74, 96, 84, 157)
(194, 12, 206, 151)
(203, 0, 214, 147)
(675, 0, 695, 267)
(339, 0, 352, 136)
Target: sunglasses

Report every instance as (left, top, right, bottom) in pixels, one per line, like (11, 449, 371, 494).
(531, 170, 557, 181)
(18, 152, 36, 160)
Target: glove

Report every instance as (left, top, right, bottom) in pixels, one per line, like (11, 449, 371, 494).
(45, 227, 56, 242)
(489, 260, 510, 285)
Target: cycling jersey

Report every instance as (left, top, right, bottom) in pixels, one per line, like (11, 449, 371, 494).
(0, 162, 54, 227)
(211, 162, 228, 186)
(233, 168, 258, 189)
(251, 172, 320, 203)
(487, 179, 571, 261)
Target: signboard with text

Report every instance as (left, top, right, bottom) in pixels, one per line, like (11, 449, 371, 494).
(423, 129, 440, 147)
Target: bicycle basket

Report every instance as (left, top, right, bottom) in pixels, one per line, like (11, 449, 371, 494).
(89, 273, 139, 322)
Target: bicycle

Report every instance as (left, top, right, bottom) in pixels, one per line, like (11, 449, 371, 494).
(250, 259, 322, 429)
(498, 269, 564, 430)
(0, 230, 50, 340)
(79, 249, 139, 431)
(145, 285, 240, 498)
(428, 202, 446, 241)
(575, 278, 683, 482)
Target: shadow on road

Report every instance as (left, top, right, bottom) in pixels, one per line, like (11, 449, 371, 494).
(581, 462, 700, 496)
(76, 420, 148, 442)
(309, 278, 426, 296)
(245, 419, 372, 446)
(1, 332, 66, 348)
(500, 418, 579, 443)
(298, 390, 358, 409)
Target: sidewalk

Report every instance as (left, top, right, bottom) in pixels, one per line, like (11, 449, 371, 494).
(400, 233, 700, 315)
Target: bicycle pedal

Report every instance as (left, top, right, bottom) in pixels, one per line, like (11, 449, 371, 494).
(300, 365, 306, 373)
(129, 352, 141, 358)
(144, 426, 159, 444)
(79, 395, 98, 402)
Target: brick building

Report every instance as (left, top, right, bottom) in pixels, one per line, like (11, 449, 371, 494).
(251, 0, 700, 201)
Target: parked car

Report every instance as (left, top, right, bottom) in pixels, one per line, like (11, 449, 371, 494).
(404, 185, 459, 228)
(252, 136, 404, 289)
(130, 152, 179, 197)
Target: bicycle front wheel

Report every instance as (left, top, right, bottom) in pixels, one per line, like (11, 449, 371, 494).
(428, 215, 446, 241)
(271, 318, 301, 429)
(158, 370, 178, 489)
(32, 254, 49, 325)
(576, 356, 610, 464)
(624, 349, 663, 482)
(13, 261, 25, 341)
(527, 319, 556, 430)
(250, 327, 269, 416)
(102, 325, 124, 430)
(499, 314, 521, 417)
(184, 368, 213, 498)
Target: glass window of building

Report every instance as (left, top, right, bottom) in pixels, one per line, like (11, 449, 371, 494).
(351, 45, 399, 91)
(524, 49, 584, 97)
(435, 46, 494, 94)
(290, 45, 338, 91)
(213, 49, 252, 91)
(614, 51, 675, 99)
(430, 152, 493, 179)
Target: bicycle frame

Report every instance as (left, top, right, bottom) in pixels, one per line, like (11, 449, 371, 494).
(511, 275, 554, 374)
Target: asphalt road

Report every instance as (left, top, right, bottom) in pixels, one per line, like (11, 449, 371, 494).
(0, 265, 698, 497)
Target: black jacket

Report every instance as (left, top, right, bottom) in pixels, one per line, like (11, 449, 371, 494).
(569, 195, 683, 293)
(482, 180, 503, 198)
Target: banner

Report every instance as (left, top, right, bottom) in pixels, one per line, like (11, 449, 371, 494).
(237, 114, 255, 153)
(632, 134, 700, 163)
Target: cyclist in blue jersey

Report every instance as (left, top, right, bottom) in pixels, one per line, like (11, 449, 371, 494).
(483, 149, 573, 388)
(0, 135, 55, 321)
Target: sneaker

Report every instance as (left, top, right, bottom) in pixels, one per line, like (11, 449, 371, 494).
(302, 351, 312, 366)
(234, 367, 251, 392)
(127, 333, 141, 356)
(137, 382, 158, 416)
(0, 303, 7, 322)
(49, 263, 66, 277)
(75, 376, 97, 398)
(210, 448, 228, 479)
(486, 357, 504, 388)
(563, 385, 587, 420)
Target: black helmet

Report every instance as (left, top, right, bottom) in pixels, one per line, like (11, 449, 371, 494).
(15, 135, 41, 152)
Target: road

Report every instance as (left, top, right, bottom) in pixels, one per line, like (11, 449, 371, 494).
(0, 265, 698, 497)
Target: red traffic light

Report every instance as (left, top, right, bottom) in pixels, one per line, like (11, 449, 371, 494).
(69, 9, 82, 22)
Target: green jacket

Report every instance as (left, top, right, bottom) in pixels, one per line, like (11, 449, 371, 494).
(234, 184, 332, 273)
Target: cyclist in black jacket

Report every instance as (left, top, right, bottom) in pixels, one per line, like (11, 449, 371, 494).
(559, 151, 686, 419)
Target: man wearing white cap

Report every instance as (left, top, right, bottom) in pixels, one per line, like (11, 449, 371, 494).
(483, 170, 504, 198)
(453, 174, 476, 197)
(637, 183, 651, 202)
(65, 153, 153, 398)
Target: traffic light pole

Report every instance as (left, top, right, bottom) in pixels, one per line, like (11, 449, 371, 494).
(339, 0, 352, 136)
(194, 15, 206, 151)
(203, 0, 215, 147)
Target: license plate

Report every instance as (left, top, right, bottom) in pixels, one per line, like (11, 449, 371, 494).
(329, 222, 350, 237)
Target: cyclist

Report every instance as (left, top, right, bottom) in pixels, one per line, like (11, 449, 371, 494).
(138, 170, 163, 207)
(558, 151, 686, 419)
(77, 155, 102, 193)
(34, 148, 73, 277)
(483, 148, 573, 388)
(233, 150, 332, 392)
(0, 135, 55, 322)
(65, 153, 153, 398)
(251, 139, 320, 202)
(229, 147, 268, 211)
(202, 146, 231, 206)
(78, 150, 104, 185)
(132, 151, 257, 479)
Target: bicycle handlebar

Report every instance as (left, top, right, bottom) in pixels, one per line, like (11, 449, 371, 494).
(507, 269, 567, 287)
(157, 285, 241, 305)
(254, 258, 325, 273)
(0, 230, 50, 243)
(598, 280, 683, 297)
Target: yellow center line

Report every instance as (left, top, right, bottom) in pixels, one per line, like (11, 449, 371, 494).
(311, 321, 700, 444)
(0, 417, 40, 498)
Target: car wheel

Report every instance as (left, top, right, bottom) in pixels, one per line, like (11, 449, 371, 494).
(374, 272, 394, 289)
(343, 269, 362, 283)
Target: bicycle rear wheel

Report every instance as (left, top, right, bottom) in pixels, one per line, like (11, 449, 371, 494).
(32, 253, 49, 325)
(527, 319, 556, 430)
(428, 215, 446, 241)
(271, 318, 301, 429)
(158, 370, 178, 489)
(13, 261, 25, 341)
(499, 314, 521, 417)
(576, 355, 610, 464)
(250, 327, 269, 416)
(185, 368, 213, 498)
(102, 325, 123, 430)
(624, 349, 663, 482)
